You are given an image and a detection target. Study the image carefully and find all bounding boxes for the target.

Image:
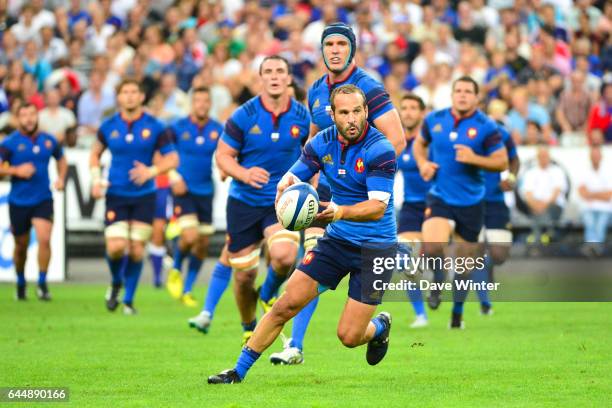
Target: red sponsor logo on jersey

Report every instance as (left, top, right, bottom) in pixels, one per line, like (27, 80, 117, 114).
(45, 140, 52, 149)
(107, 210, 116, 222)
(210, 130, 219, 140)
(303, 251, 315, 265)
(174, 205, 182, 216)
(355, 158, 365, 173)
(468, 128, 477, 139)
(290, 125, 300, 138)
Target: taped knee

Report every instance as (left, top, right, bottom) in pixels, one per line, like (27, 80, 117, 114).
(304, 232, 323, 253)
(129, 224, 153, 242)
(198, 223, 215, 236)
(267, 230, 300, 250)
(485, 229, 513, 244)
(229, 248, 261, 273)
(105, 221, 129, 240)
(177, 215, 199, 231)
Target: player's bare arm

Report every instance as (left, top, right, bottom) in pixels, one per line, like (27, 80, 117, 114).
(454, 145, 508, 172)
(316, 199, 387, 223)
(0, 162, 36, 179)
(215, 140, 270, 189)
(373, 109, 406, 156)
(89, 140, 107, 199)
(129, 151, 178, 186)
(413, 134, 438, 181)
(54, 156, 68, 191)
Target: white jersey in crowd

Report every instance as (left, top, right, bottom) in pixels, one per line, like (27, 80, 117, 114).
(578, 163, 612, 212)
(521, 164, 568, 207)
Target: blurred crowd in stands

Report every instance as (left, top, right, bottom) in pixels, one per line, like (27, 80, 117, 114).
(0, 0, 610, 148)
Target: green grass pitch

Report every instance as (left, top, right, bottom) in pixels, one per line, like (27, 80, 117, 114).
(1, 282, 610, 407)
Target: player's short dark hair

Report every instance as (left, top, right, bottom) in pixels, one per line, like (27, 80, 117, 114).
(192, 86, 210, 96)
(17, 103, 37, 115)
(329, 84, 366, 112)
(259, 55, 291, 75)
(452, 76, 479, 95)
(116, 77, 144, 94)
(401, 93, 425, 111)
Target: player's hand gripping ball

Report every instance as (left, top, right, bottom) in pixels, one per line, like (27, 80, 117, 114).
(276, 182, 319, 231)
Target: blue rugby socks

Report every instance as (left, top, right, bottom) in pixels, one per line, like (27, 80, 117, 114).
(203, 262, 232, 317)
(234, 346, 261, 380)
(123, 259, 143, 305)
(290, 297, 319, 351)
(183, 255, 203, 294)
(260, 265, 285, 303)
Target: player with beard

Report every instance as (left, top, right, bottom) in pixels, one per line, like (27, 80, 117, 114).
(269, 22, 406, 366)
(412, 76, 508, 329)
(0, 103, 67, 301)
(90, 78, 178, 315)
(208, 84, 397, 384)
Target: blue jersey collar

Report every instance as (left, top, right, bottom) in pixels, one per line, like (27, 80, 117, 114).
(326, 64, 357, 89)
(259, 96, 292, 126)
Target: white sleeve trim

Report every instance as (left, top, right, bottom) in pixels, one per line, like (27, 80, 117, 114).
(368, 191, 391, 205)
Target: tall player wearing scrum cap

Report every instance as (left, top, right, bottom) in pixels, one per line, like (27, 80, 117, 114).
(269, 22, 405, 366)
(90, 78, 178, 315)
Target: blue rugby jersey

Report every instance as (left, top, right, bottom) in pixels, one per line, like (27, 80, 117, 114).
(221, 96, 310, 207)
(307, 66, 394, 130)
(97, 112, 175, 197)
(169, 116, 223, 196)
(307, 66, 395, 193)
(421, 108, 504, 206)
(289, 124, 397, 245)
(398, 137, 432, 203)
(484, 124, 517, 202)
(0, 131, 63, 206)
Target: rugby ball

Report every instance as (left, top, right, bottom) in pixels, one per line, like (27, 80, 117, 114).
(276, 182, 319, 231)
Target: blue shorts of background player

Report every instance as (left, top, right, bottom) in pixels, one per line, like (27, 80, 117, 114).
(9, 199, 53, 236)
(398, 201, 426, 233)
(426, 194, 484, 243)
(154, 187, 172, 220)
(298, 234, 395, 305)
(484, 201, 510, 230)
(104, 193, 156, 226)
(173, 193, 213, 224)
(226, 197, 278, 253)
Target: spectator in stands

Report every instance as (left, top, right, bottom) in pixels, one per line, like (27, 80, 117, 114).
(508, 87, 553, 145)
(77, 70, 115, 137)
(10, 5, 39, 44)
(517, 47, 563, 93)
(0, 30, 20, 67)
(106, 30, 135, 79)
(87, 6, 116, 55)
(413, 65, 451, 110)
(453, 1, 487, 45)
(39, 88, 77, 146)
(21, 73, 44, 109)
(587, 82, 612, 144)
(578, 146, 612, 253)
(40, 25, 68, 67)
(522, 146, 567, 244)
(0, 96, 21, 139)
(411, 5, 439, 43)
(157, 72, 189, 121)
(22, 39, 52, 90)
(484, 48, 515, 99)
(556, 71, 593, 144)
